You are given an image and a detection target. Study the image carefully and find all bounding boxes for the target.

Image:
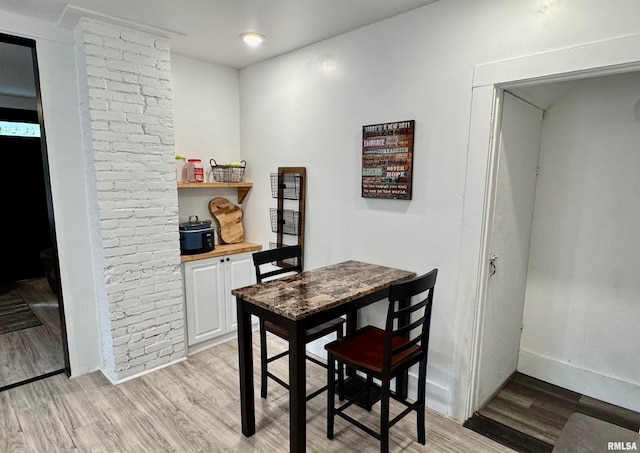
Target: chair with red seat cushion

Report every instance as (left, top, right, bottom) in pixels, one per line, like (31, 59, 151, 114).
(325, 269, 437, 453)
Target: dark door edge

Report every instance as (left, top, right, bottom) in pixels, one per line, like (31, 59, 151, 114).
(0, 369, 66, 393)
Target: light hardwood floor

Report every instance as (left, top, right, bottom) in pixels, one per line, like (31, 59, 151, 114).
(0, 278, 64, 389)
(0, 334, 515, 453)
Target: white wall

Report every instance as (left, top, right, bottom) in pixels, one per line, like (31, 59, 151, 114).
(239, 0, 640, 418)
(171, 54, 242, 231)
(0, 12, 101, 376)
(519, 72, 640, 411)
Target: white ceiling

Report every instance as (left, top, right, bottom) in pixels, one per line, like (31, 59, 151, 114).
(0, 0, 438, 69)
(0, 0, 584, 108)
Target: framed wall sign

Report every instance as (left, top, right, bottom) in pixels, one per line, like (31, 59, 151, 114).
(361, 120, 414, 200)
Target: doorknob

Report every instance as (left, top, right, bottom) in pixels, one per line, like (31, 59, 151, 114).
(488, 254, 498, 276)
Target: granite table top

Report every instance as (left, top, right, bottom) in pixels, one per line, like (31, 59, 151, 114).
(232, 260, 416, 321)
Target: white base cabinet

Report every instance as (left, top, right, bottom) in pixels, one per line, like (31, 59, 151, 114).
(183, 251, 255, 346)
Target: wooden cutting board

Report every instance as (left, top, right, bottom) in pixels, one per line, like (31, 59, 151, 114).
(209, 197, 244, 244)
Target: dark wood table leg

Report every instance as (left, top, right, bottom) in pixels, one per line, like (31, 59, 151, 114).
(289, 321, 306, 452)
(346, 311, 358, 336)
(236, 296, 255, 437)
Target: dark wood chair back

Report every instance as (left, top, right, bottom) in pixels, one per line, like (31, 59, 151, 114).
(252, 245, 303, 283)
(325, 269, 438, 451)
(382, 268, 437, 375)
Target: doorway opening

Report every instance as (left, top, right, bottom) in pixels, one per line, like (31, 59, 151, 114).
(465, 67, 640, 450)
(0, 32, 69, 391)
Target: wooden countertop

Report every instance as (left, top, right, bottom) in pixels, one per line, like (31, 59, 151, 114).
(180, 242, 262, 263)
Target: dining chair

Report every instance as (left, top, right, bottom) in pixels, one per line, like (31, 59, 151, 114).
(324, 269, 438, 453)
(252, 245, 345, 400)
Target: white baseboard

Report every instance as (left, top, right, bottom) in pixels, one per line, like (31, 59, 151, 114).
(518, 349, 640, 413)
(103, 356, 188, 385)
(187, 321, 260, 356)
(347, 369, 450, 417)
(187, 331, 238, 355)
(406, 370, 450, 415)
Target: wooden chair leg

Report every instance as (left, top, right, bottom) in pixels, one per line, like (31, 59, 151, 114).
(337, 360, 344, 401)
(380, 376, 391, 453)
(366, 374, 374, 411)
(417, 360, 427, 444)
(336, 325, 344, 400)
(259, 320, 268, 398)
(327, 352, 336, 439)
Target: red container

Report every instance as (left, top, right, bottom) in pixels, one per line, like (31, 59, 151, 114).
(184, 158, 204, 182)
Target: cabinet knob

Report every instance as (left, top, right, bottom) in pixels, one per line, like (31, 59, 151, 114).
(220, 259, 224, 263)
(226, 258, 230, 262)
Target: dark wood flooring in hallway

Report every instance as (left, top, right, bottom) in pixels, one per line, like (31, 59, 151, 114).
(465, 373, 640, 453)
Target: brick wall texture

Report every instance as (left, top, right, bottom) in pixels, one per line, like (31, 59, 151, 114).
(74, 18, 185, 380)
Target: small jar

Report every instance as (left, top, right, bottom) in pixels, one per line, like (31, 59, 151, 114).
(184, 158, 205, 182)
(175, 156, 186, 182)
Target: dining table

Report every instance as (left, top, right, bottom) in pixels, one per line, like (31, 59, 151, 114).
(232, 260, 416, 453)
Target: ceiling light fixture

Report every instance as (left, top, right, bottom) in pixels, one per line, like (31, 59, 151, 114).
(240, 32, 265, 47)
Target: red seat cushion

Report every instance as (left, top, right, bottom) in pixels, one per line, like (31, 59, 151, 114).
(325, 325, 420, 374)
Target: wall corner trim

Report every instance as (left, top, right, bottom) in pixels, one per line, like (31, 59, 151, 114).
(472, 33, 640, 89)
(57, 4, 186, 39)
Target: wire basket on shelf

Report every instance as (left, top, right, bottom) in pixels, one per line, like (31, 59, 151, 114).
(270, 173, 302, 199)
(209, 159, 246, 183)
(270, 208, 299, 235)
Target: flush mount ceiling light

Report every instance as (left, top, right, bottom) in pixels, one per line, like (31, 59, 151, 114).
(240, 32, 265, 47)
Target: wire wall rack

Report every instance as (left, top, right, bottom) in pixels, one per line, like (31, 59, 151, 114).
(269, 167, 306, 269)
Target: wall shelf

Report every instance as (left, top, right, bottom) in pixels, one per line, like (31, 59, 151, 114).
(177, 182, 253, 203)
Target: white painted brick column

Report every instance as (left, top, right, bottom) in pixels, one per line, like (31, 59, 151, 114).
(74, 18, 184, 381)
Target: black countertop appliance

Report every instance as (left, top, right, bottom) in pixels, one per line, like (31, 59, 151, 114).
(179, 215, 214, 255)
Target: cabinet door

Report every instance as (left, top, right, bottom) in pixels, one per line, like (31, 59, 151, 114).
(224, 252, 256, 332)
(184, 258, 226, 345)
